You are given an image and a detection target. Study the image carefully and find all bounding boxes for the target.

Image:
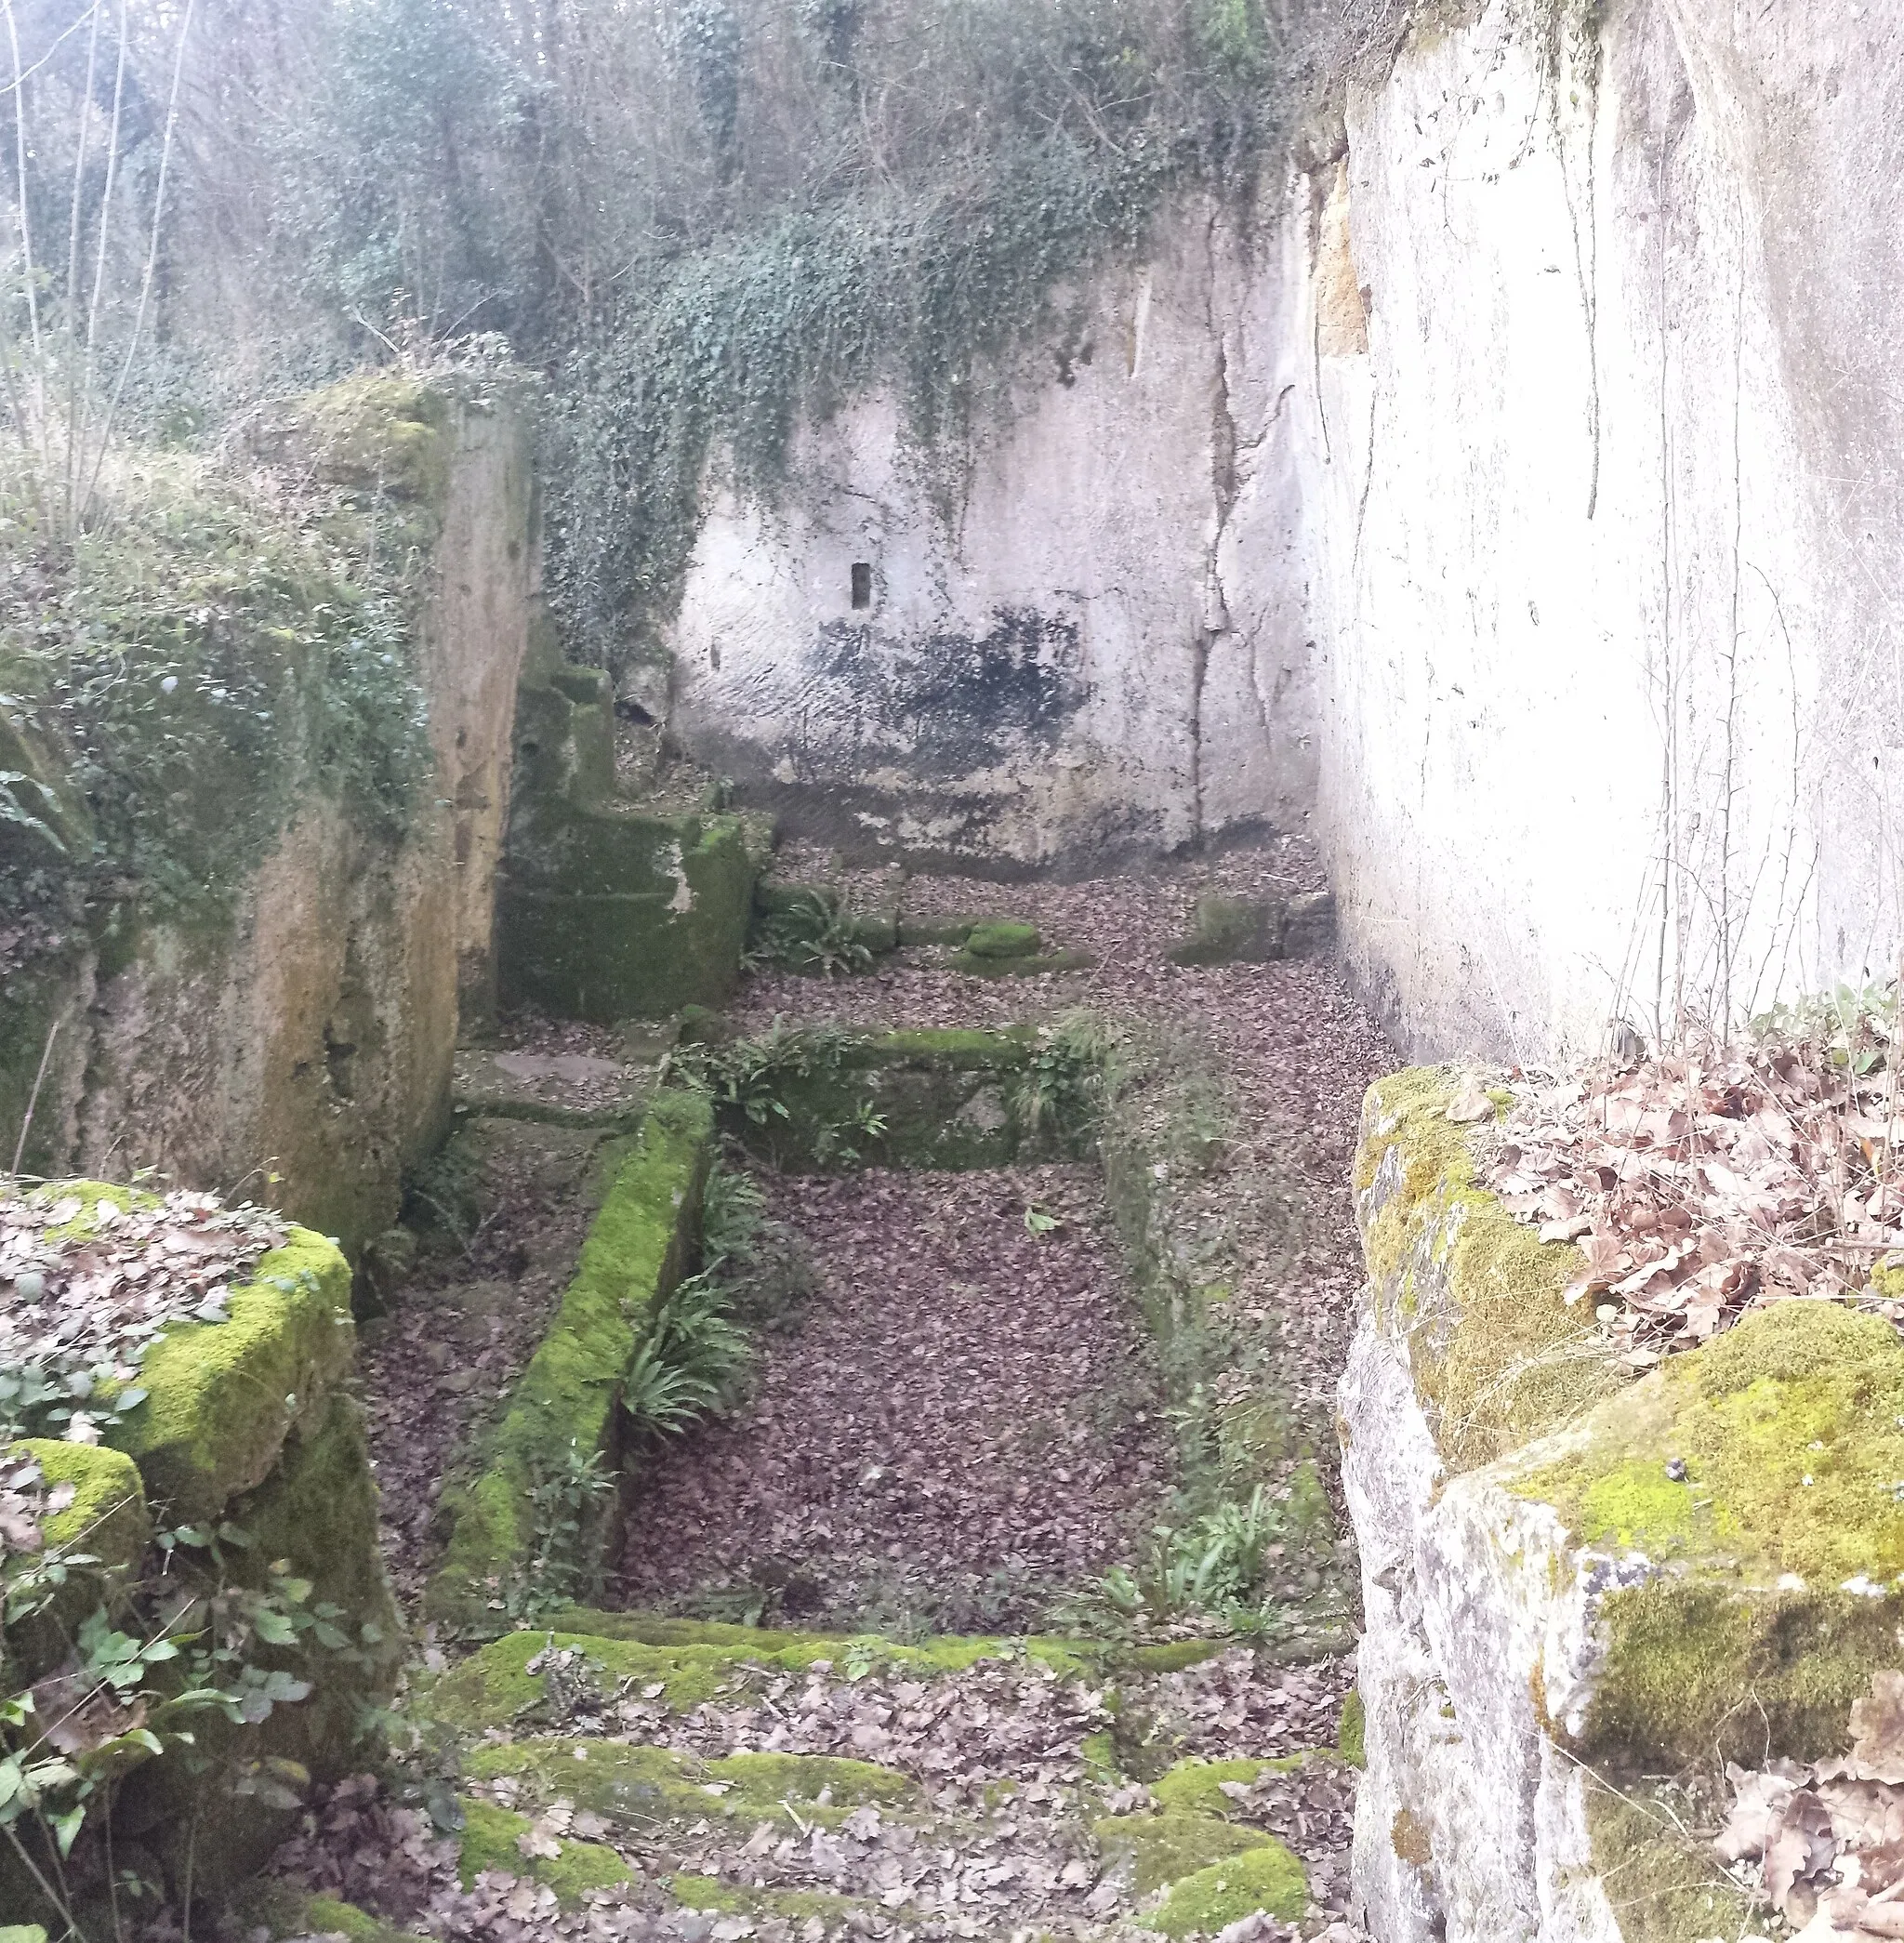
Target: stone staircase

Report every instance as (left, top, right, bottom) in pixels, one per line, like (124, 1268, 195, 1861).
(247, 1611, 1358, 1941)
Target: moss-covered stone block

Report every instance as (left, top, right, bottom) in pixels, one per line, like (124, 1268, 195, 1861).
(963, 919, 1040, 958)
(1167, 894, 1288, 965)
(715, 1026, 1092, 1172)
(947, 945, 1094, 978)
(896, 916, 977, 947)
(1146, 1841, 1306, 1935)
(456, 1798, 633, 1903)
(1093, 1813, 1278, 1894)
(1344, 1064, 1904, 1938)
(417, 1621, 1092, 1733)
(3, 1439, 150, 1682)
(229, 1388, 403, 1770)
(109, 1226, 357, 1526)
(1355, 1064, 1628, 1472)
(267, 374, 454, 508)
(424, 1093, 713, 1630)
(1502, 1298, 1904, 1770)
(497, 815, 755, 1021)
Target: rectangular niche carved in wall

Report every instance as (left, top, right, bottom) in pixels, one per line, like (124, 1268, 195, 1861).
(851, 562, 872, 610)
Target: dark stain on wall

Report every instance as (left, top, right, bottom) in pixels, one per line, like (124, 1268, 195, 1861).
(813, 605, 1087, 779)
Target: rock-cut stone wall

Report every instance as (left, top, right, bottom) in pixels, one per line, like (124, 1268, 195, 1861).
(651, 0, 1904, 1056)
(3, 376, 535, 1256)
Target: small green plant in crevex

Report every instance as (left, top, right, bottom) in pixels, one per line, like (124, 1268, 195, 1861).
(745, 889, 875, 979)
(1013, 1013, 1106, 1144)
(623, 1271, 753, 1441)
(514, 1438, 618, 1620)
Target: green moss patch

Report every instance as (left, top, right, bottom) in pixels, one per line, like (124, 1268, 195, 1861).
(111, 1226, 356, 1524)
(1508, 1301, 1904, 1768)
(689, 1024, 1093, 1171)
(1094, 1813, 1276, 1895)
(669, 1874, 858, 1923)
(1355, 1066, 1629, 1470)
(963, 919, 1040, 958)
(1146, 1840, 1305, 1935)
(234, 1881, 425, 1943)
(456, 1799, 633, 1903)
(1581, 1777, 1752, 1943)
(947, 946, 1094, 978)
(1337, 1689, 1365, 1768)
(5, 1439, 149, 1681)
(467, 1739, 916, 1829)
(421, 1623, 1091, 1730)
(424, 1094, 712, 1631)
(1517, 1301, 1904, 1585)
(1149, 1756, 1298, 1819)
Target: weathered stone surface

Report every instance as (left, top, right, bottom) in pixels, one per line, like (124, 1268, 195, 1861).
(1340, 1068, 1857, 1942)
(3, 376, 536, 1251)
(497, 658, 757, 1019)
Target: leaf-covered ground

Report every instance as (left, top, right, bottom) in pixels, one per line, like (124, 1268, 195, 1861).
(614, 1165, 1171, 1632)
(1490, 1030, 1904, 1362)
(246, 1641, 1357, 1943)
(233, 839, 1384, 1942)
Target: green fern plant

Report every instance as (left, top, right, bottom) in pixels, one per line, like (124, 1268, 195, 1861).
(745, 889, 874, 979)
(623, 1271, 753, 1440)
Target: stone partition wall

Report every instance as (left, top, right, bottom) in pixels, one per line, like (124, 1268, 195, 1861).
(1341, 1069, 1904, 1941)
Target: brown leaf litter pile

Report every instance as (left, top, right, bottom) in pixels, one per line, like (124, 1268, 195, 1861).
(1484, 1032, 1904, 1364)
(247, 1644, 1356, 1943)
(0, 1183, 286, 1452)
(614, 1167, 1170, 1632)
(1717, 1672, 1904, 1938)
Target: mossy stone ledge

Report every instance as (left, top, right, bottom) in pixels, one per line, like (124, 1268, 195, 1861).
(1340, 1067, 1859, 1943)
(1, 1187, 399, 1904)
(423, 1091, 714, 1631)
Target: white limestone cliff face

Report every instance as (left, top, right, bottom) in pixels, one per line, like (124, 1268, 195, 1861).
(666, 206, 1322, 871)
(663, 0, 1904, 1057)
(1311, 0, 1904, 1061)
